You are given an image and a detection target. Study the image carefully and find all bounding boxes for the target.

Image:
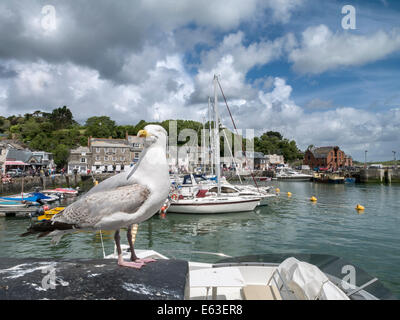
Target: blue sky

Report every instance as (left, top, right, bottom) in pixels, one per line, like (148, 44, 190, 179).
(0, 0, 399, 161)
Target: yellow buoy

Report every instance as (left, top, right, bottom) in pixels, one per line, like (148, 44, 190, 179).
(356, 204, 365, 211)
(287, 192, 292, 197)
(275, 188, 280, 193)
(310, 196, 317, 202)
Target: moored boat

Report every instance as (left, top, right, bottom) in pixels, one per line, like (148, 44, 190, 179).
(0, 201, 28, 208)
(37, 207, 65, 221)
(41, 188, 78, 196)
(105, 247, 396, 300)
(167, 196, 260, 214)
(276, 168, 312, 181)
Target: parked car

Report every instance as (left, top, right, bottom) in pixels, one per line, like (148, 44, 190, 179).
(7, 169, 26, 177)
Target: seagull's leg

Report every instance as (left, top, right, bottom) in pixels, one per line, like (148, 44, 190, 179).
(115, 229, 144, 269)
(127, 224, 156, 264)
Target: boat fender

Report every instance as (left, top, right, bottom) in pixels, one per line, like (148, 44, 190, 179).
(287, 192, 292, 197)
(310, 196, 317, 202)
(356, 204, 365, 211)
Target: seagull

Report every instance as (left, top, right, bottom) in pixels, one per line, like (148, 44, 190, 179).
(22, 125, 170, 268)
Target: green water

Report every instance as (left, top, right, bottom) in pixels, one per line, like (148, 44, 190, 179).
(0, 181, 399, 298)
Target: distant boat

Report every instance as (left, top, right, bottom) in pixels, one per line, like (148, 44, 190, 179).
(0, 192, 56, 203)
(37, 207, 65, 221)
(345, 178, 356, 183)
(313, 173, 345, 184)
(41, 188, 78, 196)
(276, 169, 312, 181)
(0, 201, 28, 208)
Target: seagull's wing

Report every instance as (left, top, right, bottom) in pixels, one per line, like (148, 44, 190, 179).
(86, 171, 132, 196)
(87, 148, 150, 196)
(53, 183, 150, 227)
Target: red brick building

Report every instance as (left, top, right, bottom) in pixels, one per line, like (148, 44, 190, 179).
(304, 146, 352, 170)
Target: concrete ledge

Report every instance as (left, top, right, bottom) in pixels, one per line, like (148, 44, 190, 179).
(0, 257, 188, 300)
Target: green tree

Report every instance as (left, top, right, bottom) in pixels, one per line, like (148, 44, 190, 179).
(254, 131, 302, 162)
(85, 116, 117, 138)
(50, 106, 75, 129)
(53, 144, 70, 168)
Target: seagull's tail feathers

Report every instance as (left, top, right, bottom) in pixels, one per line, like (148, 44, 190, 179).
(20, 221, 78, 239)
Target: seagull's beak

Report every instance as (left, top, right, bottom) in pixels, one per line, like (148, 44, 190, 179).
(138, 130, 149, 138)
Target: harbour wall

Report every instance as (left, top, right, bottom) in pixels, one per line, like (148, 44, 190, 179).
(0, 173, 115, 196)
(0, 174, 83, 196)
(356, 168, 400, 183)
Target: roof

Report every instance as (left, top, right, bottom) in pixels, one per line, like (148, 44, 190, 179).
(90, 138, 129, 148)
(6, 149, 33, 163)
(127, 136, 146, 144)
(70, 146, 91, 154)
(309, 146, 336, 159)
(5, 161, 28, 166)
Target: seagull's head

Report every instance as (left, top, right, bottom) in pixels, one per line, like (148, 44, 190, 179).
(137, 125, 168, 147)
(126, 125, 168, 180)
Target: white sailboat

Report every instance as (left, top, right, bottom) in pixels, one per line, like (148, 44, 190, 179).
(168, 75, 262, 214)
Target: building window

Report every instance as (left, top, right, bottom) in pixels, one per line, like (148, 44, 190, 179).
(96, 148, 100, 153)
(104, 156, 109, 161)
(121, 149, 126, 154)
(95, 156, 100, 161)
(113, 148, 116, 153)
(120, 157, 125, 161)
(112, 156, 117, 161)
(80, 158, 86, 163)
(134, 153, 140, 159)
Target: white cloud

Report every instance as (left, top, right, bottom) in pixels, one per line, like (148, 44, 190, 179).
(289, 25, 400, 74)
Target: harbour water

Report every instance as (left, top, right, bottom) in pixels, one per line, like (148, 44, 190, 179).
(0, 181, 399, 298)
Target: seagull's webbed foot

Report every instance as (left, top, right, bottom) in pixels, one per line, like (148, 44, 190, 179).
(118, 255, 145, 269)
(134, 258, 157, 264)
(115, 229, 144, 269)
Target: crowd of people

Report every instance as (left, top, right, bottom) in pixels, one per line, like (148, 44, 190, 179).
(1, 167, 66, 184)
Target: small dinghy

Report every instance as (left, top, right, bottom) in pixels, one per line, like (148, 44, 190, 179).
(0, 201, 28, 208)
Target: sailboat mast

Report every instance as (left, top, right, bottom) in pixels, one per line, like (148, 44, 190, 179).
(214, 75, 221, 195)
(202, 116, 206, 172)
(208, 97, 214, 175)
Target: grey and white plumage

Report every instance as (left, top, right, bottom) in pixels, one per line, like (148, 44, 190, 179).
(22, 125, 170, 267)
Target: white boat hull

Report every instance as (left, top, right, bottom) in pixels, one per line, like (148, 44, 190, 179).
(168, 197, 260, 214)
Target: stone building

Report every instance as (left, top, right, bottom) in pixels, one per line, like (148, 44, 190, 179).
(265, 154, 285, 166)
(89, 137, 132, 173)
(127, 135, 145, 164)
(67, 146, 92, 174)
